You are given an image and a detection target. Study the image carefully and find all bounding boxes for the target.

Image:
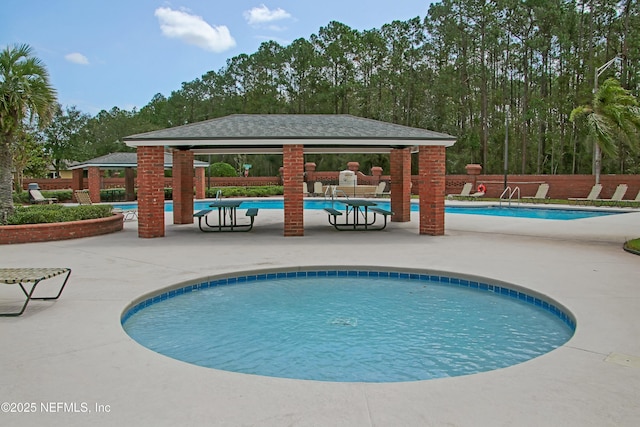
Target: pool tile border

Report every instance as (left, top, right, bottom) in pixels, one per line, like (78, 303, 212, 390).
(121, 268, 576, 331)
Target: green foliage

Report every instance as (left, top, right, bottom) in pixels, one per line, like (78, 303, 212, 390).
(209, 162, 237, 177)
(6, 204, 113, 225)
(205, 186, 283, 198)
(0, 43, 57, 222)
(13, 190, 74, 204)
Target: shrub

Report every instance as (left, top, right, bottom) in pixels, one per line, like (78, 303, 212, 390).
(210, 162, 237, 177)
(205, 186, 283, 198)
(6, 205, 114, 225)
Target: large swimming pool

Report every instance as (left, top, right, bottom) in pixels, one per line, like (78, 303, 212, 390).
(122, 268, 574, 383)
(113, 199, 626, 220)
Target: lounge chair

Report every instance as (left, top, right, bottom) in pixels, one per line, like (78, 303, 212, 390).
(624, 189, 640, 207)
(0, 267, 72, 316)
(75, 189, 137, 220)
(447, 183, 473, 199)
(74, 189, 93, 205)
(595, 184, 627, 207)
(303, 182, 309, 196)
(373, 181, 387, 197)
(569, 184, 602, 205)
(29, 189, 57, 204)
(313, 181, 323, 196)
(523, 183, 549, 203)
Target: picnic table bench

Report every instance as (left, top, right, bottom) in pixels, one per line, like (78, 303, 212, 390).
(193, 200, 258, 232)
(324, 200, 393, 231)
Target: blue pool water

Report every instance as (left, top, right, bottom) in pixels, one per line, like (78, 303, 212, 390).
(122, 269, 574, 383)
(113, 199, 624, 220)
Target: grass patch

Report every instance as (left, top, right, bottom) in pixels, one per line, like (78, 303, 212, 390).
(624, 238, 640, 252)
(6, 204, 114, 225)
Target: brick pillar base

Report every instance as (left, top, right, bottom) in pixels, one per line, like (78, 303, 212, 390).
(87, 166, 101, 203)
(137, 147, 165, 238)
(390, 148, 411, 222)
(173, 150, 194, 225)
(283, 145, 304, 236)
(419, 146, 446, 235)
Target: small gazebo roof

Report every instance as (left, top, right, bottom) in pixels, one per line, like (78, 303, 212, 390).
(123, 114, 456, 154)
(68, 152, 209, 170)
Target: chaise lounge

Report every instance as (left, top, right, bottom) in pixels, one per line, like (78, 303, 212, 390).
(0, 268, 72, 316)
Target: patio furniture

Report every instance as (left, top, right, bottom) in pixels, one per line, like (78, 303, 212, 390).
(29, 189, 57, 204)
(569, 184, 603, 205)
(447, 183, 473, 199)
(74, 189, 93, 205)
(324, 200, 393, 231)
(313, 182, 323, 196)
(595, 184, 628, 207)
(0, 268, 72, 316)
(194, 200, 258, 232)
(522, 183, 549, 203)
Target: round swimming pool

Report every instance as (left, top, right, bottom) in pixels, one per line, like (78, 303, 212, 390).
(122, 268, 575, 383)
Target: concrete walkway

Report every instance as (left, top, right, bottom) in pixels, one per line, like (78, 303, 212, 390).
(1, 202, 639, 426)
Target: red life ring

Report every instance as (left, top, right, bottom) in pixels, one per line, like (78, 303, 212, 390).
(477, 184, 486, 193)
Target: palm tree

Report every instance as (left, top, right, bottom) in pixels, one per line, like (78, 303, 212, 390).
(570, 78, 640, 184)
(0, 44, 57, 223)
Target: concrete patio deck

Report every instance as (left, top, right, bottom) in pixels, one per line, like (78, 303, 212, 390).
(1, 203, 639, 426)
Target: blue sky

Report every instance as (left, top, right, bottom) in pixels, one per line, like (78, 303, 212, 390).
(2, 1, 433, 116)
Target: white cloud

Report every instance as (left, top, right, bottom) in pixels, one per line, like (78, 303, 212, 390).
(65, 52, 89, 65)
(244, 4, 292, 25)
(154, 7, 236, 53)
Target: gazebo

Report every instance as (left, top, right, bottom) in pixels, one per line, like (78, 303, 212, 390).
(68, 152, 209, 203)
(123, 114, 456, 238)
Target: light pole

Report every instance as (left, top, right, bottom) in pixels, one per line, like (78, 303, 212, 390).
(593, 56, 621, 184)
(503, 105, 509, 191)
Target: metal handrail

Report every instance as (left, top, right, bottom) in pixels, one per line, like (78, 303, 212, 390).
(499, 186, 520, 206)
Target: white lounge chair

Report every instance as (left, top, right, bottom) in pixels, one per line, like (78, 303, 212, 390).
(29, 189, 57, 204)
(569, 184, 602, 205)
(447, 183, 473, 199)
(373, 181, 387, 197)
(302, 182, 309, 196)
(595, 184, 628, 207)
(523, 183, 549, 203)
(313, 182, 323, 196)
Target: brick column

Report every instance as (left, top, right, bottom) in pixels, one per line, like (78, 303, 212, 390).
(283, 144, 304, 236)
(71, 169, 83, 200)
(87, 166, 101, 203)
(195, 167, 205, 199)
(390, 148, 411, 222)
(172, 150, 194, 225)
(137, 146, 165, 238)
(124, 167, 136, 201)
(419, 146, 446, 235)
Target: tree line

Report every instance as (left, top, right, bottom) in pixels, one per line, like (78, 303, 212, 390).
(15, 0, 640, 180)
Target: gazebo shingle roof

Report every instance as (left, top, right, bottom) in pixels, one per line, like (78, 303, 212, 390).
(124, 114, 456, 154)
(68, 152, 208, 170)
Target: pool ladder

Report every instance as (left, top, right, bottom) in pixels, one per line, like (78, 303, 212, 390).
(499, 186, 520, 206)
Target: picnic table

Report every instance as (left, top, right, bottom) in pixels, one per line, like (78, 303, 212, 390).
(193, 200, 258, 232)
(323, 200, 393, 231)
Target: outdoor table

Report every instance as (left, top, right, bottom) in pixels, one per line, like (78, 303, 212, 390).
(193, 200, 258, 232)
(210, 199, 243, 230)
(323, 200, 393, 231)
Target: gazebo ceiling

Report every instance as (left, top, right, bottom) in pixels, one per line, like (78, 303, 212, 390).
(124, 114, 456, 154)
